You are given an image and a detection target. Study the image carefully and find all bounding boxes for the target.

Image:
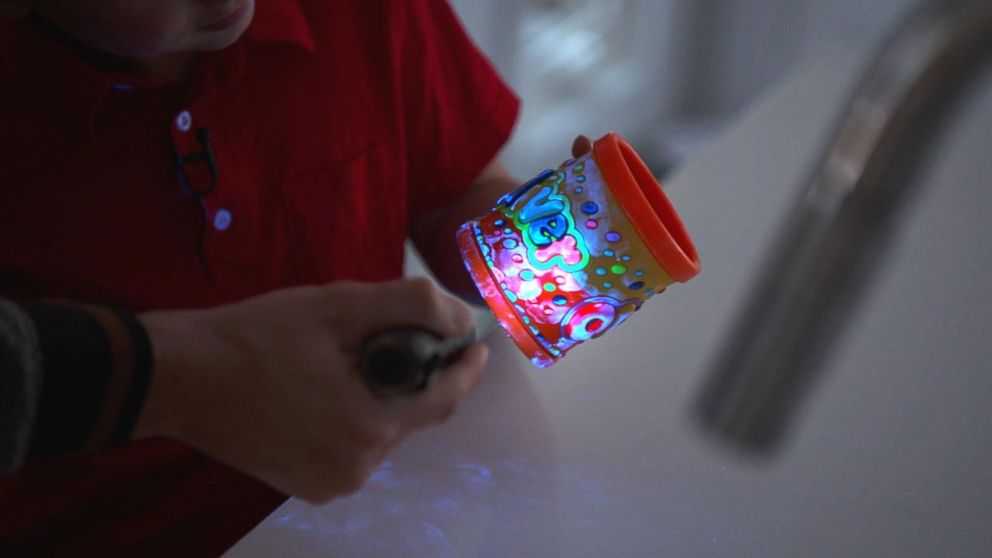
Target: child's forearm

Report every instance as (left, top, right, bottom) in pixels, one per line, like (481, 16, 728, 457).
(413, 137, 593, 304)
(411, 159, 518, 304)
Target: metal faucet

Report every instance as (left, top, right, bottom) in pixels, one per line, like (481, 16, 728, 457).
(695, 0, 992, 452)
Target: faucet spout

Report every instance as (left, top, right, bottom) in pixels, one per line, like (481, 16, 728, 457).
(695, 0, 992, 452)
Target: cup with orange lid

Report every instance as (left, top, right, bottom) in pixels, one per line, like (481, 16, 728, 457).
(456, 132, 700, 367)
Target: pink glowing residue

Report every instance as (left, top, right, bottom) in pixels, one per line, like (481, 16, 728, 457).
(533, 235, 583, 267)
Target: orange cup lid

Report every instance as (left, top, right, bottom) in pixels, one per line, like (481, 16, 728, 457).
(592, 133, 700, 282)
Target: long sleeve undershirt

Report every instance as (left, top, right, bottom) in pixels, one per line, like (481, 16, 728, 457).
(0, 299, 152, 475)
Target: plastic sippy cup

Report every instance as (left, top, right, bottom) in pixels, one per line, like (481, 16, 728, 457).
(456, 132, 700, 367)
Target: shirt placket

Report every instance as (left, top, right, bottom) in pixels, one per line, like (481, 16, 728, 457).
(169, 103, 239, 292)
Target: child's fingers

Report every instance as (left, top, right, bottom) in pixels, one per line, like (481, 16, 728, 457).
(571, 134, 593, 158)
(332, 278, 474, 341)
(397, 341, 488, 430)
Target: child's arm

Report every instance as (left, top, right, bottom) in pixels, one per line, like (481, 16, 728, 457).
(410, 136, 593, 304)
(410, 157, 517, 304)
(135, 278, 486, 503)
(0, 281, 487, 503)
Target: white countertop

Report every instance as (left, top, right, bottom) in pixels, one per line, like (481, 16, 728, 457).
(224, 48, 992, 557)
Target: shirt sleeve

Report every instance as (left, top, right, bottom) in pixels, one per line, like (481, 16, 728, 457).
(399, 0, 521, 217)
(0, 300, 152, 475)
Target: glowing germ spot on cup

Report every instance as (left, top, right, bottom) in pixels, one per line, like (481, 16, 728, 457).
(503, 238, 518, 249)
(622, 255, 631, 261)
(512, 254, 524, 263)
(533, 234, 585, 269)
(494, 219, 505, 227)
(581, 201, 599, 215)
(517, 280, 541, 300)
(576, 175, 586, 183)
(603, 281, 613, 289)
(635, 270, 645, 277)
(604, 249, 615, 257)
(628, 281, 645, 290)
(611, 264, 626, 275)
(575, 187, 583, 193)
(554, 275, 566, 285)
(586, 219, 599, 229)
(595, 268, 607, 276)
(552, 295, 567, 305)
(543, 282, 556, 292)
(605, 231, 621, 242)
(561, 298, 618, 342)
(519, 269, 535, 281)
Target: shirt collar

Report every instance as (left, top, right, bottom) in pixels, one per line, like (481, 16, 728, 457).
(1, 0, 315, 136)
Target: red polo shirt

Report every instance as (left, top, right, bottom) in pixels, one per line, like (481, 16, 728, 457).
(0, 0, 518, 555)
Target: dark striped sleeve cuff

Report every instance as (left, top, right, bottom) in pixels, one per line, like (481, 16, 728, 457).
(14, 302, 153, 462)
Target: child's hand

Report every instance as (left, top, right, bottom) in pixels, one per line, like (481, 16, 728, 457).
(571, 134, 593, 158)
(133, 278, 487, 504)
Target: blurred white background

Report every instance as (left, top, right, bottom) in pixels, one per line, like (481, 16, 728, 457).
(450, 0, 917, 175)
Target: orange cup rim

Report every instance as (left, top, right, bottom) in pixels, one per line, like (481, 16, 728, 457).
(456, 225, 555, 365)
(592, 132, 700, 282)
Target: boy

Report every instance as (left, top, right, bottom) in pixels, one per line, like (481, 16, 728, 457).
(0, 0, 588, 555)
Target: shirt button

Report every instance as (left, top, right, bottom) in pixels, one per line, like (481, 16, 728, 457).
(175, 110, 193, 133)
(213, 209, 232, 231)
